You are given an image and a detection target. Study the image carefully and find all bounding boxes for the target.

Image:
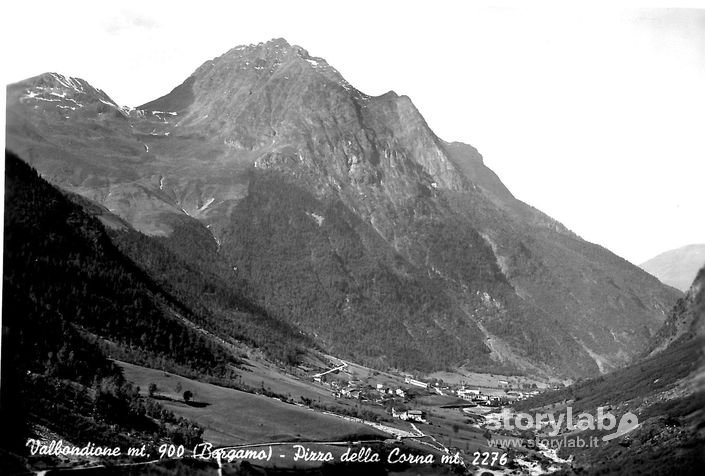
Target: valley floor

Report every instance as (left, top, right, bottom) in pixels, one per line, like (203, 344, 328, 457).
(113, 358, 570, 475)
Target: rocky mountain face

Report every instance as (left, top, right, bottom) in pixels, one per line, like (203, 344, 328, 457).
(641, 244, 705, 292)
(6, 38, 681, 378)
(647, 265, 705, 356)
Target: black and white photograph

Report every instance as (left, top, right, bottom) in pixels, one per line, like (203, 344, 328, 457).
(1, 1, 704, 474)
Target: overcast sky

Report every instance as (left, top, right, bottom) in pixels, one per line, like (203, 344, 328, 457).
(2, 1, 703, 264)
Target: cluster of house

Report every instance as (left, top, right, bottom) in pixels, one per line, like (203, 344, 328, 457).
(328, 380, 408, 402)
(456, 388, 505, 405)
(455, 386, 540, 405)
(506, 389, 541, 400)
(305, 362, 546, 415)
(391, 408, 426, 423)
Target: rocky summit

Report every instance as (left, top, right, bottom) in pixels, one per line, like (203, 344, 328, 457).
(6, 38, 681, 378)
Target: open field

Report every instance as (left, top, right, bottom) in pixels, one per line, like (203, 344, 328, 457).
(116, 361, 387, 446)
(427, 369, 554, 390)
(237, 358, 334, 403)
(337, 358, 409, 388)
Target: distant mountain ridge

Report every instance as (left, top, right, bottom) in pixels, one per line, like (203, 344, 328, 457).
(5, 38, 681, 378)
(641, 244, 705, 292)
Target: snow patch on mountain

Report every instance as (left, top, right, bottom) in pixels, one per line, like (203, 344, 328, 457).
(306, 212, 324, 226)
(99, 98, 118, 108)
(51, 73, 85, 93)
(199, 198, 215, 211)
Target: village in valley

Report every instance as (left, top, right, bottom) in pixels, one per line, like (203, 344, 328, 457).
(299, 357, 555, 426)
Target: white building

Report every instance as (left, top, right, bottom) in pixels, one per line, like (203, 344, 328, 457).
(457, 388, 480, 400)
(392, 408, 426, 423)
(404, 377, 429, 389)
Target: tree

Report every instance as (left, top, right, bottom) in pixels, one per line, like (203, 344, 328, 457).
(183, 390, 193, 403)
(148, 382, 158, 397)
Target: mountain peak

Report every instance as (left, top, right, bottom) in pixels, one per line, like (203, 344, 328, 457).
(12, 72, 102, 99)
(137, 38, 358, 125)
(35, 72, 89, 92)
(216, 38, 313, 66)
(7, 72, 125, 118)
(262, 37, 301, 53)
(265, 37, 291, 47)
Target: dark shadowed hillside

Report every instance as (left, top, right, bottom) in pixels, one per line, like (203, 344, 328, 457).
(1, 151, 220, 472)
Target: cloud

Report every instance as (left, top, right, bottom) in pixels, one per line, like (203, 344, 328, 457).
(104, 10, 159, 35)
